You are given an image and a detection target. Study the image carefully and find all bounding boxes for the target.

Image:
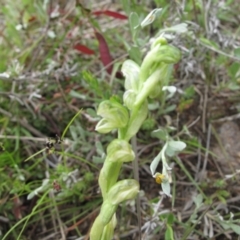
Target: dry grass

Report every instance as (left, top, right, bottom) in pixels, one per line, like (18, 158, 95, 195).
(0, 0, 240, 239)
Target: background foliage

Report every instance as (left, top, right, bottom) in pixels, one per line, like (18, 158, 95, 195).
(0, 0, 240, 239)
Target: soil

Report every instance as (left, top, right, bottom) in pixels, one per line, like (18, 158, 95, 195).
(212, 121, 240, 174)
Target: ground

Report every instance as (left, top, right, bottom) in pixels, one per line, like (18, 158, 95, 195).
(0, 1, 240, 240)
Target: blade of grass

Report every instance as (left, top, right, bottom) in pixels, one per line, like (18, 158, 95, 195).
(61, 109, 82, 139)
(175, 156, 207, 199)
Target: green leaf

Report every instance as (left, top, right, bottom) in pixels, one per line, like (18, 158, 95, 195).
(95, 141, 105, 157)
(165, 141, 186, 157)
(230, 223, 240, 234)
(234, 47, 240, 58)
(165, 224, 174, 240)
(92, 156, 105, 164)
(200, 37, 219, 49)
(219, 221, 240, 235)
(183, 85, 195, 99)
(69, 90, 87, 99)
(148, 101, 159, 111)
(161, 104, 176, 114)
(161, 181, 171, 196)
(193, 194, 203, 208)
(217, 195, 227, 204)
(151, 128, 168, 141)
(217, 190, 230, 198)
(121, 0, 131, 15)
(167, 213, 175, 224)
(160, 23, 188, 34)
(129, 12, 139, 35)
(128, 46, 142, 65)
(150, 150, 163, 175)
(228, 62, 240, 78)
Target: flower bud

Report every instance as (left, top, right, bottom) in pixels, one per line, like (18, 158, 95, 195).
(140, 44, 181, 83)
(121, 59, 140, 91)
(135, 65, 169, 106)
(107, 179, 139, 205)
(149, 84, 161, 98)
(95, 119, 118, 134)
(151, 37, 168, 49)
(150, 44, 181, 64)
(106, 139, 135, 163)
(123, 90, 137, 110)
(95, 100, 129, 133)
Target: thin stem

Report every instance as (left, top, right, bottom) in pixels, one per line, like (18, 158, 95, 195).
(131, 136, 142, 239)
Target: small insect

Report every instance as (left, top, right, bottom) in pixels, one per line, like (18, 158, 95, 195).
(54, 134, 63, 144)
(45, 140, 54, 149)
(53, 180, 61, 192)
(154, 173, 166, 184)
(45, 139, 55, 154)
(45, 134, 63, 154)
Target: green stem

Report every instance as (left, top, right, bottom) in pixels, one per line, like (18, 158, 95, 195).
(99, 161, 122, 200)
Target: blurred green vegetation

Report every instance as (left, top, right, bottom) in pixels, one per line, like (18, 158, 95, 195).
(0, 0, 240, 239)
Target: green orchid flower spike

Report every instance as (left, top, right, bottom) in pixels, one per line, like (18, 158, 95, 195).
(90, 11, 184, 238)
(95, 99, 129, 133)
